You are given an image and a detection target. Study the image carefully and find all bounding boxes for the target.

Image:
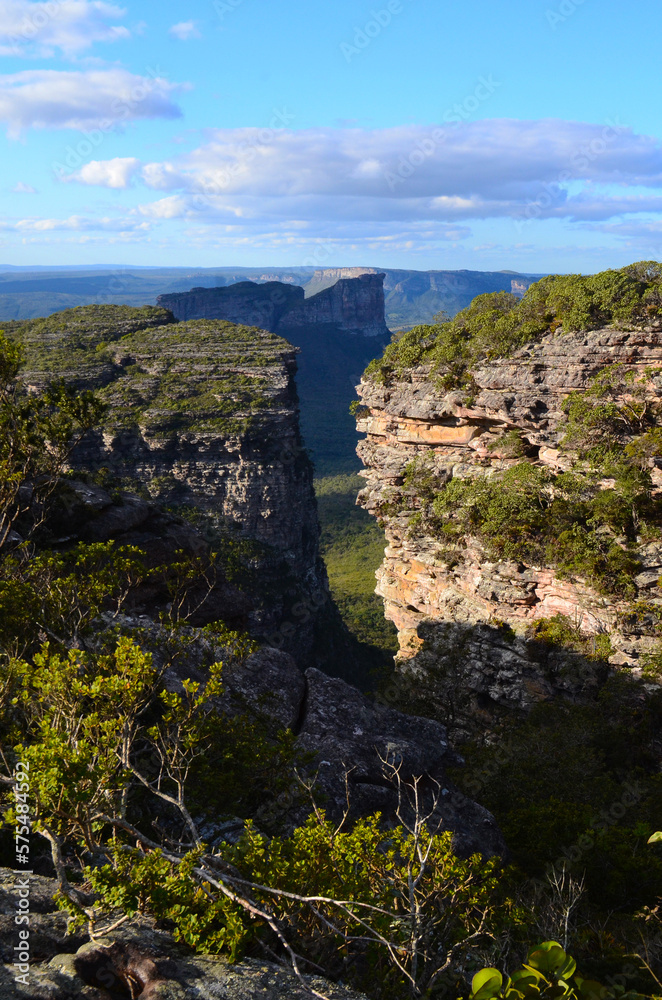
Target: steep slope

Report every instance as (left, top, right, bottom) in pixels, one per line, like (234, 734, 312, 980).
(157, 274, 392, 475)
(306, 267, 542, 329)
(0, 265, 540, 329)
(355, 265, 662, 730)
(12, 304, 334, 665)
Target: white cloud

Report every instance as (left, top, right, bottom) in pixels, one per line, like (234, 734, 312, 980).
(168, 20, 200, 40)
(0, 213, 150, 230)
(133, 119, 662, 201)
(63, 119, 662, 228)
(48, 119, 662, 261)
(63, 156, 140, 188)
(12, 180, 37, 192)
(0, 0, 130, 57)
(137, 195, 190, 219)
(141, 160, 186, 190)
(0, 68, 186, 135)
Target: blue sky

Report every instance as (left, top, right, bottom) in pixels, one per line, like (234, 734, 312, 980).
(2, 0, 662, 272)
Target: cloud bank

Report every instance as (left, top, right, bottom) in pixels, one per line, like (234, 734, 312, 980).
(0, 0, 130, 57)
(0, 68, 186, 135)
(60, 119, 662, 229)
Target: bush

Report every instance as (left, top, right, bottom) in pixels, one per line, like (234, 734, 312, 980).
(365, 262, 662, 385)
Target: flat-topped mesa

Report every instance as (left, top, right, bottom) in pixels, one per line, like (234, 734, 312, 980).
(157, 281, 304, 330)
(355, 267, 662, 730)
(13, 304, 331, 663)
(157, 273, 390, 339)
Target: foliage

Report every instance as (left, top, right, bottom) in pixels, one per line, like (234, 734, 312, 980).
(0, 330, 106, 550)
(400, 458, 648, 597)
(470, 941, 646, 1000)
(562, 364, 662, 465)
(316, 473, 398, 662)
(451, 677, 662, 959)
(366, 262, 662, 385)
(11, 307, 296, 437)
(0, 636, 508, 999)
(0, 541, 146, 658)
(8, 304, 172, 385)
(527, 615, 613, 662)
(80, 809, 504, 998)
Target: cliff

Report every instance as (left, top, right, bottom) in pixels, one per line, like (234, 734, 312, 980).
(157, 272, 390, 338)
(158, 275, 392, 475)
(306, 267, 540, 329)
(156, 280, 304, 329)
(355, 266, 662, 730)
(13, 304, 333, 663)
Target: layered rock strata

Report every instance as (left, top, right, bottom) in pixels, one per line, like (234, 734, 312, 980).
(158, 272, 390, 338)
(14, 306, 331, 662)
(157, 276, 392, 474)
(356, 325, 662, 724)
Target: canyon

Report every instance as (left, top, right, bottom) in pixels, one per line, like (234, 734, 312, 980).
(156, 274, 392, 474)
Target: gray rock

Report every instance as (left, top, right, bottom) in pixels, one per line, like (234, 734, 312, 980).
(293, 668, 504, 858)
(0, 900, 368, 999)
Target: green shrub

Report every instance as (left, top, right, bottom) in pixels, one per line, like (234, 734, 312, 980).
(365, 262, 662, 385)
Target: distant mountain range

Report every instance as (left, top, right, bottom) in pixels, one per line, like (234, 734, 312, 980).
(0, 265, 545, 329)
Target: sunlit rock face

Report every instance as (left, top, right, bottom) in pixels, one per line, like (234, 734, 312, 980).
(356, 325, 662, 731)
(14, 305, 332, 666)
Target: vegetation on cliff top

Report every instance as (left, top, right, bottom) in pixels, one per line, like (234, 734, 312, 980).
(366, 261, 662, 385)
(10, 304, 296, 436)
(0, 335, 522, 1000)
(392, 362, 662, 598)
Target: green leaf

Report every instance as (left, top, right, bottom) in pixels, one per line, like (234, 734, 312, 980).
(471, 968, 504, 1000)
(647, 830, 662, 844)
(526, 942, 570, 977)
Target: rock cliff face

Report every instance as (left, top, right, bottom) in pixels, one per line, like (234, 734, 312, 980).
(356, 324, 662, 729)
(156, 280, 304, 329)
(157, 276, 392, 475)
(15, 305, 332, 663)
(158, 273, 390, 338)
(305, 268, 540, 329)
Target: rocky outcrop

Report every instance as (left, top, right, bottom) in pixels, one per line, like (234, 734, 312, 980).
(355, 325, 662, 728)
(158, 273, 390, 339)
(156, 280, 304, 329)
(15, 306, 332, 664)
(292, 668, 504, 857)
(280, 273, 389, 337)
(157, 277, 392, 475)
(134, 622, 502, 858)
(0, 870, 368, 999)
(306, 268, 539, 330)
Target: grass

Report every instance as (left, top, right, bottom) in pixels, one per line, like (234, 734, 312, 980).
(315, 473, 398, 659)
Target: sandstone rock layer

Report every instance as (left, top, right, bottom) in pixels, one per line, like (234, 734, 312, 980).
(356, 325, 662, 725)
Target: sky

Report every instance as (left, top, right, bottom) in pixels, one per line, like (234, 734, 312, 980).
(1, 0, 662, 272)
